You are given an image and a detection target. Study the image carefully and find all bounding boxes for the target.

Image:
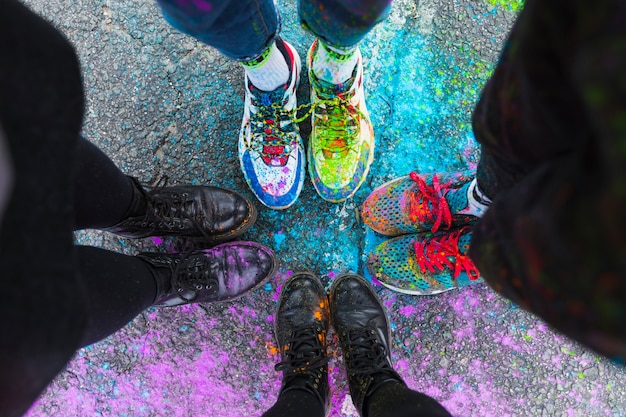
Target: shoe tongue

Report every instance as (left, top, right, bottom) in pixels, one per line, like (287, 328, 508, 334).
(250, 84, 286, 106)
(446, 181, 471, 214)
(314, 76, 354, 99)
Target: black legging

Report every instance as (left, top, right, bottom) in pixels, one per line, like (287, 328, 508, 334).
(73, 138, 141, 230)
(0, 4, 163, 414)
(262, 382, 452, 417)
(69, 136, 158, 345)
(70, 138, 159, 346)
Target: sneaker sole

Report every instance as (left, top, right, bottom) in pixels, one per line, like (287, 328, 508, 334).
(376, 279, 454, 296)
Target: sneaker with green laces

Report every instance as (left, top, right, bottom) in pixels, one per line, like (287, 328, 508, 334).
(367, 227, 483, 295)
(306, 39, 374, 202)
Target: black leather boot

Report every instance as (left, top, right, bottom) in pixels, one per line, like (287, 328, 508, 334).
(274, 273, 331, 415)
(137, 241, 276, 307)
(329, 274, 405, 417)
(106, 177, 257, 242)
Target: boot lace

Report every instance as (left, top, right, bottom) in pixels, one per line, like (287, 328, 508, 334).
(170, 253, 219, 302)
(343, 329, 392, 376)
(414, 227, 480, 280)
(275, 326, 329, 379)
(408, 172, 453, 233)
(142, 177, 213, 241)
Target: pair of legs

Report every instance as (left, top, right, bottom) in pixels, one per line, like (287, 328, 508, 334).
(263, 273, 452, 417)
(156, 0, 391, 61)
(73, 140, 275, 338)
(0, 2, 276, 415)
(362, 0, 626, 362)
(155, 0, 391, 208)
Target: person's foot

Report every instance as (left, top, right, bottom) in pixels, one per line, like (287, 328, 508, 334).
(238, 38, 305, 210)
(273, 272, 331, 414)
(329, 274, 405, 415)
(367, 227, 482, 295)
(137, 241, 276, 306)
(104, 178, 257, 243)
(362, 172, 489, 236)
(307, 39, 374, 202)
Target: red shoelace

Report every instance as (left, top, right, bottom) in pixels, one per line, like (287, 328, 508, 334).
(408, 172, 453, 233)
(413, 227, 480, 280)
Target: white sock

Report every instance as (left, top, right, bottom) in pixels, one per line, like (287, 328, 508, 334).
(312, 41, 359, 84)
(460, 178, 492, 218)
(242, 42, 290, 91)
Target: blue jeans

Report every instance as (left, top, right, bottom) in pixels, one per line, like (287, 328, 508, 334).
(156, 0, 392, 61)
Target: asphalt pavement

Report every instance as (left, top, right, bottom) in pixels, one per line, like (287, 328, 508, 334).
(20, 0, 626, 416)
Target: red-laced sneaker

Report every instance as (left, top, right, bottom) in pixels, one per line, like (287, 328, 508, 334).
(362, 171, 485, 236)
(367, 227, 483, 295)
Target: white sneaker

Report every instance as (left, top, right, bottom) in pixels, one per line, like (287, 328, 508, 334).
(238, 38, 304, 210)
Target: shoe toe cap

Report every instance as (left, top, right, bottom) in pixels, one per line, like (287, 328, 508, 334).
(330, 274, 384, 318)
(213, 242, 276, 301)
(276, 273, 328, 333)
(207, 188, 256, 233)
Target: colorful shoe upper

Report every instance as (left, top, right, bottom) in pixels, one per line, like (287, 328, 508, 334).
(367, 227, 482, 295)
(307, 40, 374, 203)
(239, 38, 305, 210)
(362, 171, 478, 236)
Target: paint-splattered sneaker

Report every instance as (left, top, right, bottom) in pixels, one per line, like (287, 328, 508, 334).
(362, 171, 490, 236)
(137, 241, 277, 307)
(239, 38, 305, 210)
(307, 40, 374, 202)
(367, 227, 483, 295)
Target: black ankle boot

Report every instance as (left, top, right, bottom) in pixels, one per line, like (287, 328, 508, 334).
(329, 274, 405, 416)
(274, 273, 331, 414)
(106, 177, 257, 242)
(137, 241, 276, 307)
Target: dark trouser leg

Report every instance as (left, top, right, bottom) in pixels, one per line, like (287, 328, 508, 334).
(155, 0, 279, 61)
(73, 138, 143, 230)
(298, 0, 392, 48)
(262, 390, 325, 417)
(472, 0, 586, 200)
(470, 0, 626, 361)
(365, 382, 452, 417)
(76, 246, 158, 347)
